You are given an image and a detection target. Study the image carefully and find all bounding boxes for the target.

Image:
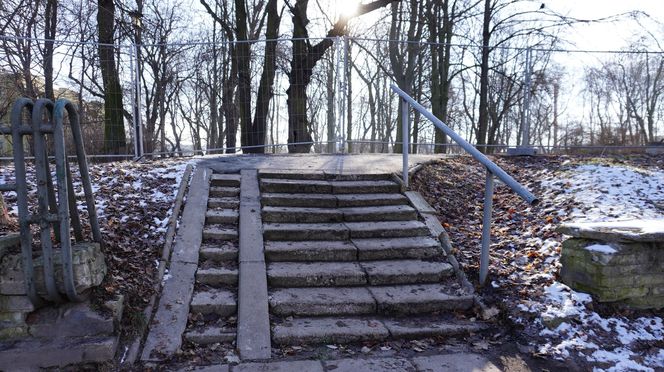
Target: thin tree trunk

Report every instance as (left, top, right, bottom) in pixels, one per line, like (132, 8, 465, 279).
(97, 0, 127, 155)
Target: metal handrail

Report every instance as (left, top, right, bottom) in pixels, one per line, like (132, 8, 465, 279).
(391, 83, 539, 286)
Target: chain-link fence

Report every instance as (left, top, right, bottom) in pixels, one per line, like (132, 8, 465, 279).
(1, 35, 663, 161)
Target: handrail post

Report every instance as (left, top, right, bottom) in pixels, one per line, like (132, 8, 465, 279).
(401, 98, 409, 188)
(479, 167, 494, 286)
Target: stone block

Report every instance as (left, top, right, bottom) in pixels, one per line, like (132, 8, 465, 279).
(0, 242, 106, 296)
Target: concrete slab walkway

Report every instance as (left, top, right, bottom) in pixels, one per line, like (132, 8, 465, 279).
(197, 154, 447, 174)
(182, 352, 501, 372)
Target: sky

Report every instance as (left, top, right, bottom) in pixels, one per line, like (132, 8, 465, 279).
(545, 0, 664, 51)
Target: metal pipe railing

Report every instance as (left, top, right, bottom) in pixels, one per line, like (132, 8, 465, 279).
(391, 83, 539, 286)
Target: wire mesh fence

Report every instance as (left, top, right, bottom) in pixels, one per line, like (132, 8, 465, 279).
(1, 35, 663, 162)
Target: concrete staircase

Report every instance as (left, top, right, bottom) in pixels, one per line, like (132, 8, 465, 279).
(184, 173, 241, 345)
(259, 172, 482, 345)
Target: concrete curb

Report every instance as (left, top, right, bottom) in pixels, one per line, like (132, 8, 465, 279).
(236, 169, 271, 360)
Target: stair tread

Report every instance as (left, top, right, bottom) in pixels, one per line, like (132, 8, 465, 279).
(345, 220, 430, 238)
(263, 223, 349, 241)
(359, 260, 454, 285)
(184, 325, 236, 344)
(272, 316, 485, 345)
(262, 193, 338, 208)
(196, 267, 239, 285)
(211, 173, 241, 187)
(269, 287, 375, 316)
(190, 289, 237, 316)
(209, 187, 240, 197)
(206, 210, 239, 224)
(200, 244, 238, 261)
(265, 240, 356, 261)
(351, 236, 442, 260)
(368, 284, 474, 314)
(336, 193, 409, 207)
(261, 179, 332, 193)
(203, 227, 238, 241)
(267, 261, 366, 287)
(262, 206, 343, 223)
(208, 197, 240, 209)
(331, 180, 400, 194)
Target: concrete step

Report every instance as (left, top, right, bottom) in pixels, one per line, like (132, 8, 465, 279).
(200, 244, 238, 262)
(330, 180, 400, 194)
(206, 209, 239, 224)
(258, 170, 327, 180)
(261, 179, 331, 194)
(211, 173, 241, 187)
(262, 205, 416, 223)
(262, 193, 337, 208)
(190, 289, 237, 316)
(208, 197, 239, 209)
(346, 221, 430, 239)
(368, 284, 474, 315)
(196, 267, 238, 286)
(336, 193, 409, 207)
(258, 170, 391, 181)
(352, 237, 442, 260)
(262, 206, 343, 223)
(269, 287, 375, 316)
(265, 240, 356, 262)
(263, 223, 348, 241)
(341, 205, 417, 222)
(272, 317, 486, 345)
(209, 186, 240, 198)
(203, 227, 238, 241)
(267, 262, 367, 287)
(184, 326, 236, 344)
(360, 260, 453, 285)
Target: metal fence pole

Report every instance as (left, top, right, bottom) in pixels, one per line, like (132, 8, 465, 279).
(479, 167, 494, 286)
(402, 98, 409, 188)
(132, 43, 144, 159)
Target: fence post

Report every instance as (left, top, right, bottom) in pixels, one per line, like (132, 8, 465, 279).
(402, 98, 409, 188)
(132, 43, 144, 159)
(335, 36, 343, 154)
(479, 167, 494, 286)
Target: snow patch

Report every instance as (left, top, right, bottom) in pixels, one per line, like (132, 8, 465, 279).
(584, 244, 617, 255)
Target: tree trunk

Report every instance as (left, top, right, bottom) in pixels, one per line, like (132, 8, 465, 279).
(250, 0, 281, 153)
(0, 194, 12, 226)
(43, 0, 57, 100)
(477, 0, 492, 153)
(97, 0, 127, 155)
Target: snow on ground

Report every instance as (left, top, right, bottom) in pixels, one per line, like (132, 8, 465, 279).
(542, 162, 664, 222)
(525, 162, 664, 371)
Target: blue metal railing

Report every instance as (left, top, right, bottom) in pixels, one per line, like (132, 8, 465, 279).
(391, 84, 538, 286)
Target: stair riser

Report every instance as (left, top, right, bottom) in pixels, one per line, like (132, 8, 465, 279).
(357, 248, 441, 261)
(196, 272, 238, 286)
(263, 229, 348, 241)
(262, 195, 337, 208)
(208, 198, 239, 209)
(376, 299, 474, 315)
(262, 210, 343, 223)
(268, 274, 366, 287)
(332, 184, 400, 194)
(265, 249, 356, 262)
(203, 230, 239, 241)
(190, 303, 237, 316)
(200, 248, 238, 262)
(270, 302, 375, 316)
(206, 214, 239, 224)
(209, 187, 240, 198)
(343, 210, 417, 222)
(210, 174, 241, 187)
(261, 183, 332, 194)
(349, 227, 430, 239)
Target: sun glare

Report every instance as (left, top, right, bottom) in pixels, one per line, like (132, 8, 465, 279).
(338, 0, 360, 19)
